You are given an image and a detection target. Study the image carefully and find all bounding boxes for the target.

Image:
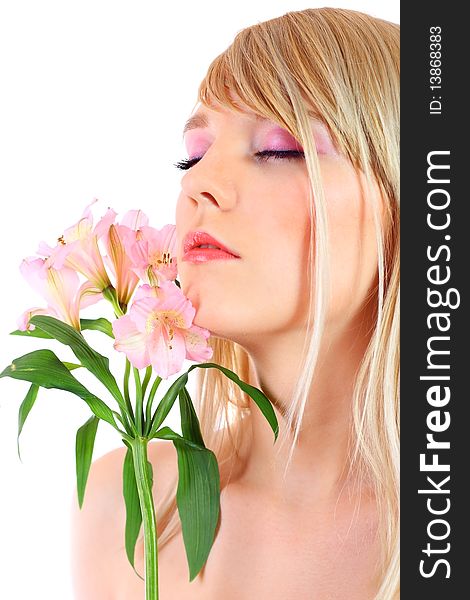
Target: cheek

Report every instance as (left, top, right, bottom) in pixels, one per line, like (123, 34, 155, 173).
(250, 176, 310, 253)
(248, 180, 312, 322)
(326, 172, 379, 318)
(245, 171, 311, 244)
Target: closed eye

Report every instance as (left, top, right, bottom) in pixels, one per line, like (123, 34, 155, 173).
(173, 149, 305, 171)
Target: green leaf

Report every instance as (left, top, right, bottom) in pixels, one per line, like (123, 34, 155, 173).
(29, 315, 125, 413)
(63, 362, 82, 371)
(152, 426, 203, 451)
(17, 383, 39, 461)
(122, 447, 154, 582)
(189, 362, 279, 441)
(80, 318, 114, 338)
(153, 426, 220, 582)
(147, 372, 189, 439)
(10, 317, 114, 339)
(123, 448, 143, 575)
(10, 327, 53, 339)
(75, 415, 100, 508)
(0, 349, 117, 429)
(179, 386, 204, 447)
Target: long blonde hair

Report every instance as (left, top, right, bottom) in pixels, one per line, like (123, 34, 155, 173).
(150, 8, 400, 599)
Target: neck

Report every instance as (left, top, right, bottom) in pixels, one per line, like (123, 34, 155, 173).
(234, 303, 375, 507)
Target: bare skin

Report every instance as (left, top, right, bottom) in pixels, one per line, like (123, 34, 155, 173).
(72, 436, 379, 600)
(71, 97, 384, 598)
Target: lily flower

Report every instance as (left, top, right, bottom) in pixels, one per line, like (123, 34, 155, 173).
(18, 257, 102, 331)
(124, 224, 178, 287)
(112, 281, 212, 379)
(38, 199, 115, 291)
(103, 209, 149, 308)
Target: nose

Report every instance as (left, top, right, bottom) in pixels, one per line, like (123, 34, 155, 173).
(179, 150, 238, 211)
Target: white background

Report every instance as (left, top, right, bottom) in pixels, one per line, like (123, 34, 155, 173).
(0, 1, 399, 598)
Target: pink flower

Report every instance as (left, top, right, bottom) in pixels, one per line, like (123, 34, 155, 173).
(18, 257, 102, 331)
(38, 199, 115, 291)
(17, 307, 50, 331)
(103, 209, 149, 307)
(124, 224, 178, 287)
(112, 281, 212, 378)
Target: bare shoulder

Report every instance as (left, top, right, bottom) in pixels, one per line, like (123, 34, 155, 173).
(70, 440, 179, 600)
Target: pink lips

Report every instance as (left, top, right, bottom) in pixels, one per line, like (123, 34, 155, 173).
(182, 231, 240, 263)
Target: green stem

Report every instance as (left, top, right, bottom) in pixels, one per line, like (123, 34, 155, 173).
(133, 367, 144, 435)
(131, 437, 159, 599)
(111, 396, 137, 438)
(102, 285, 124, 317)
(123, 358, 135, 421)
(111, 411, 133, 443)
(141, 366, 153, 399)
(119, 407, 138, 437)
(144, 376, 162, 436)
(112, 410, 125, 429)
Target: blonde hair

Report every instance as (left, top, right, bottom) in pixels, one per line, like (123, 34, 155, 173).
(148, 8, 399, 599)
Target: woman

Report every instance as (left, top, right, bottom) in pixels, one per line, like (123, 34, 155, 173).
(71, 7, 399, 599)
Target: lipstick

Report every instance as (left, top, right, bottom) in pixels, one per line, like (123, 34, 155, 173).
(182, 231, 240, 264)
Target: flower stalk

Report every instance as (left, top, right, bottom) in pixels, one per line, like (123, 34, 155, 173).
(123, 358, 135, 421)
(131, 436, 159, 599)
(144, 376, 161, 436)
(134, 367, 144, 435)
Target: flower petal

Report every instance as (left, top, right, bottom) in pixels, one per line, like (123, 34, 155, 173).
(148, 326, 186, 379)
(121, 209, 149, 230)
(17, 307, 50, 331)
(158, 224, 177, 254)
(20, 257, 48, 295)
(145, 224, 178, 282)
(106, 224, 139, 305)
(37, 241, 56, 257)
(63, 215, 93, 244)
(183, 325, 213, 362)
(76, 281, 103, 309)
(94, 207, 118, 239)
(128, 296, 159, 331)
(112, 315, 150, 369)
(132, 284, 160, 303)
(156, 280, 195, 328)
(62, 237, 111, 290)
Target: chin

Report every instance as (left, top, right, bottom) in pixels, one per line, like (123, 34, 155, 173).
(190, 303, 231, 338)
(192, 305, 226, 337)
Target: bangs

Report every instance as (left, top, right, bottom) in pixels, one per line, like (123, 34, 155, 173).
(194, 9, 399, 206)
(195, 26, 334, 149)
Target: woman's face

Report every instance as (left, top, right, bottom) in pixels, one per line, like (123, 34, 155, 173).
(175, 99, 381, 346)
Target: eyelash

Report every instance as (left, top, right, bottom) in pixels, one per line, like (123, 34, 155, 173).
(173, 149, 305, 171)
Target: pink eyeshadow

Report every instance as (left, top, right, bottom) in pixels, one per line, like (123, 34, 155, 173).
(263, 125, 337, 155)
(263, 129, 304, 151)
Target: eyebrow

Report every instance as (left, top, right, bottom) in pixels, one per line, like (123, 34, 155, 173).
(182, 113, 209, 136)
(182, 110, 268, 138)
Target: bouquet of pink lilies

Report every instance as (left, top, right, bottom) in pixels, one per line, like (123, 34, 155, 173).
(0, 199, 278, 600)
